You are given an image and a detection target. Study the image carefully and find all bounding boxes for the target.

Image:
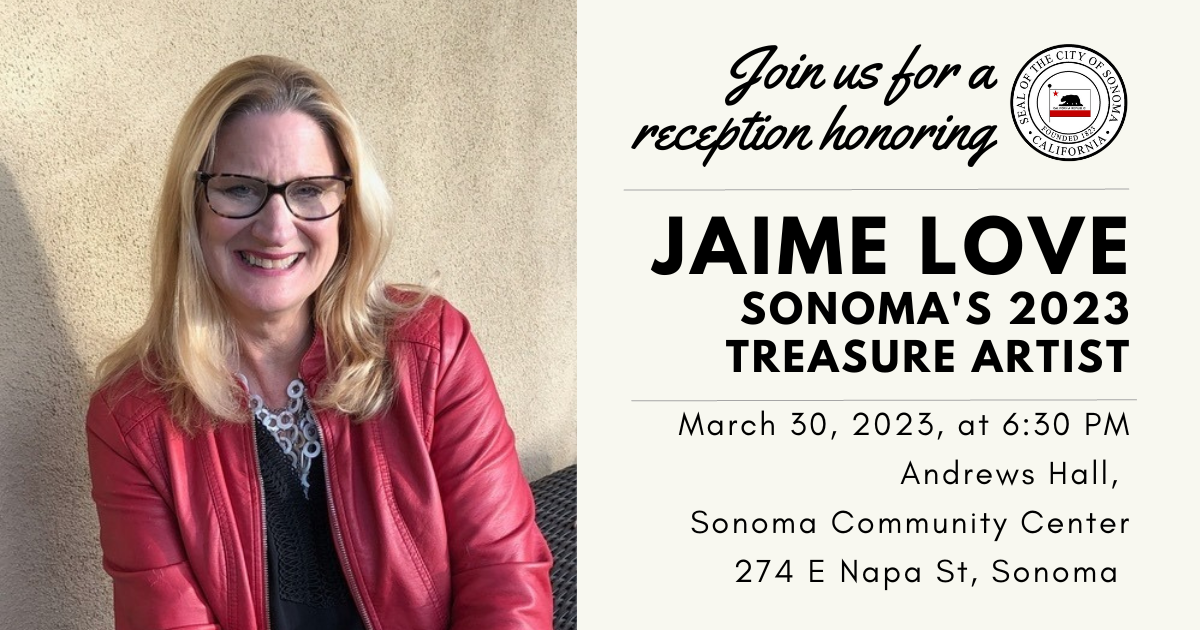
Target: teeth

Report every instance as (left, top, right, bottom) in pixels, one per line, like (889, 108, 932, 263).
(240, 252, 300, 269)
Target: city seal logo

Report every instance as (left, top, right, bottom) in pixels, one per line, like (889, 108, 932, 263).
(1010, 45, 1126, 161)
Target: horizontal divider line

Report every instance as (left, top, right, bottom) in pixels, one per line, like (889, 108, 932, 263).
(631, 398, 1136, 402)
(623, 188, 1129, 192)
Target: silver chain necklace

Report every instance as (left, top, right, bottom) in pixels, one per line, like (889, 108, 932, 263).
(240, 375, 323, 498)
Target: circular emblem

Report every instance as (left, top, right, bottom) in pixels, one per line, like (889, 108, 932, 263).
(1010, 45, 1126, 160)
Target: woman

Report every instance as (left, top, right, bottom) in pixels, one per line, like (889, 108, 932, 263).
(87, 55, 552, 630)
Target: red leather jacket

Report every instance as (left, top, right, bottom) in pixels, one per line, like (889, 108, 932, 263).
(87, 299, 552, 630)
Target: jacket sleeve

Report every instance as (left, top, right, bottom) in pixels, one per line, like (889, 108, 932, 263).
(86, 392, 221, 630)
(428, 303, 553, 630)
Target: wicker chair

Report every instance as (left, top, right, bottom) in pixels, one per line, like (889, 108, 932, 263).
(530, 465, 577, 630)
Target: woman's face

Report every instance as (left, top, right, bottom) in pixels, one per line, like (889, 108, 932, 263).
(200, 110, 343, 329)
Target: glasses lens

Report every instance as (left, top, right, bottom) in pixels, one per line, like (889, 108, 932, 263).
(207, 175, 266, 218)
(285, 176, 348, 218)
(286, 178, 347, 219)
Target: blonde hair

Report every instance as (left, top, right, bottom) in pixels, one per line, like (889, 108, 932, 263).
(96, 55, 424, 431)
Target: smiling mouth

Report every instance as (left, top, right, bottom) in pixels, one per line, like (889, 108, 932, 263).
(239, 252, 302, 270)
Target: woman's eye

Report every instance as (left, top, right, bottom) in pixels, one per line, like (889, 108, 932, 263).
(218, 184, 256, 199)
(291, 185, 323, 199)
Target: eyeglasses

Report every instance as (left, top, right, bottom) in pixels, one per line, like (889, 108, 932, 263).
(196, 172, 352, 220)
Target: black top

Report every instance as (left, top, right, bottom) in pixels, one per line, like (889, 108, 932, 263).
(254, 421, 366, 630)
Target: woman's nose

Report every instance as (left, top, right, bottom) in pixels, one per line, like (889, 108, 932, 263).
(250, 192, 298, 245)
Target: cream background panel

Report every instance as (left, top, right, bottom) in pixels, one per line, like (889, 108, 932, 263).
(581, 1, 1195, 628)
(0, 1, 575, 628)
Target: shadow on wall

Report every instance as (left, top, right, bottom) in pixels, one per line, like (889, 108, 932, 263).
(0, 163, 109, 627)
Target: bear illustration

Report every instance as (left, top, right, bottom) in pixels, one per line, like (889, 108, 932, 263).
(1059, 94, 1083, 107)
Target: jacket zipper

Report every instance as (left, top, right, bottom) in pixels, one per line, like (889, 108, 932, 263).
(249, 424, 272, 630)
(316, 419, 375, 630)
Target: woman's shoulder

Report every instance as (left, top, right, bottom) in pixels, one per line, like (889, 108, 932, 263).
(87, 362, 171, 437)
(385, 286, 473, 353)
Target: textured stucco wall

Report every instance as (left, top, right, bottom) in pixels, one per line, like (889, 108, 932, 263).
(0, 1, 575, 627)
